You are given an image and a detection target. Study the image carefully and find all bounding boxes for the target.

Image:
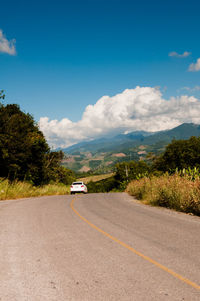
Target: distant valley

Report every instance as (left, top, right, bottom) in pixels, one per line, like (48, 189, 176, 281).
(61, 123, 200, 173)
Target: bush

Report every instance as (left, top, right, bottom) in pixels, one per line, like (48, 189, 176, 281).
(87, 176, 117, 193)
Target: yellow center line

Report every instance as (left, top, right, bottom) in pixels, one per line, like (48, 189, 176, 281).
(70, 197, 200, 291)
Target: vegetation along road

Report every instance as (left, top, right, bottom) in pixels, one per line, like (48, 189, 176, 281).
(0, 193, 200, 300)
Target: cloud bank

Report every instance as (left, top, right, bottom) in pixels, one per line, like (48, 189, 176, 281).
(169, 51, 191, 58)
(0, 29, 16, 55)
(189, 58, 200, 71)
(39, 87, 200, 148)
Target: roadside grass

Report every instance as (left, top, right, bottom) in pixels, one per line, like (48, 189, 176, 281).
(0, 179, 70, 200)
(77, 173, 114, 184)
(126, 173, 200, 216)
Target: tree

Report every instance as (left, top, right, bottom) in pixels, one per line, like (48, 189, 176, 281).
(153, 137, 200, 172)
(0, 98, 76, 186)
(0, 103, 49, 184)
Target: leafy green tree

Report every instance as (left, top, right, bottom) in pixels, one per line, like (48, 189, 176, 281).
(0, 99, 76, 186)
(153, 137, 200, 172)
(0, 103, 49, 184)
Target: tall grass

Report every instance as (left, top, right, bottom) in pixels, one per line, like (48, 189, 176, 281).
(0, 179, 70, 200)
(126, 173, 200, 216)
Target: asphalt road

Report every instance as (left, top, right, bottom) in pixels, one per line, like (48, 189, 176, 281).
(0, 193, 200, 301)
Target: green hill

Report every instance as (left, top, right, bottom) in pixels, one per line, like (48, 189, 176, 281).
(61, 123, 200, 172)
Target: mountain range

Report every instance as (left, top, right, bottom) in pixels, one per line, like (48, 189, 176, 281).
(61, 123, 200, 172)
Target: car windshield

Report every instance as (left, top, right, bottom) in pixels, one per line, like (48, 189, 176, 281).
(72, 182, 83, 185)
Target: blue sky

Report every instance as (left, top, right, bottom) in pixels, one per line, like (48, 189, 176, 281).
(1, 0, 200, 147)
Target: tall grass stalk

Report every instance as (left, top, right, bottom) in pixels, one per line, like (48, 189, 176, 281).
(0, 179, 70, 200)
(126, 173, 200, 216)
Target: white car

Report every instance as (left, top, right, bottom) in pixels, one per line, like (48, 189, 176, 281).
(70, 182, 88, 194)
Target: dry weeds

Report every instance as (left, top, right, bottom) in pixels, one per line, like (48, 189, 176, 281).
(126, 174, 200, 216)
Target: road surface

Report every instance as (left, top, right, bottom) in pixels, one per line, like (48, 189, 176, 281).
(0, 193, 200, 300)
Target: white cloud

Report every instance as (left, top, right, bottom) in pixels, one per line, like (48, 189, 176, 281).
(0, 29, 16, 55)
(39, 87, 200, 148)
(169, 51, 191, 58)
(188, 58, 200, 71)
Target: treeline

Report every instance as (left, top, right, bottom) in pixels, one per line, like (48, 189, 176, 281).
(0, 92, 75, 186)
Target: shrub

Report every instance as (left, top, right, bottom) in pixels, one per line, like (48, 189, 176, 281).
(87, 176, 117, 193)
